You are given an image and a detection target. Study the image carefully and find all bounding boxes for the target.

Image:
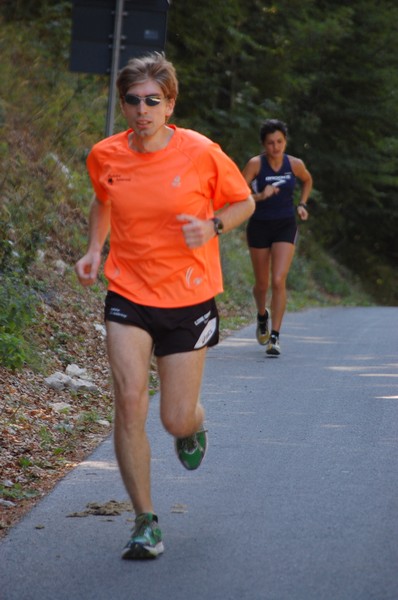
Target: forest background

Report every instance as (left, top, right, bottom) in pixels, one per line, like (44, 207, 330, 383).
(0, 0, 397, 533)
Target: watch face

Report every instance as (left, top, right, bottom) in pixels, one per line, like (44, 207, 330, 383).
(213, 217, 223, 234)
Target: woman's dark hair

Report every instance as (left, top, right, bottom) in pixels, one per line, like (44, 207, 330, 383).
(259, 119, 288, 144)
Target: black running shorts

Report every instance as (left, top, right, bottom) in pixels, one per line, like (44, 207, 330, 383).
(104, 291, 219, 357)
(246, 217, 298, 248)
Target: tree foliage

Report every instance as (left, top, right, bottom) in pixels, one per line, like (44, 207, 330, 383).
(166, 0, 398, 303)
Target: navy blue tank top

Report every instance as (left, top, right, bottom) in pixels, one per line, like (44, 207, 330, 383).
(251, 154, 296, 220)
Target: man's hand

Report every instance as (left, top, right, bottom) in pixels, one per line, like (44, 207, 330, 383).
(177, 214, 214, 248)
(75, 251, 102, 287)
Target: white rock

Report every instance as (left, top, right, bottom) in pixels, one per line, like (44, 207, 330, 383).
(0, 499, 16, 508)
(45, 369, 98, 393)
(94, 323, 107, 337)
(54, 259, 67, 276)
(66, 364, 87, 378)
(45, 372, 73, 391)
(1, 479, 14, 488)
(49, 402, 72, 413)
(68, 378, 98, 392)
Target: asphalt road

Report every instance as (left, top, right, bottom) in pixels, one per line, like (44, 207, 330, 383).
(1, 307, 398, 600)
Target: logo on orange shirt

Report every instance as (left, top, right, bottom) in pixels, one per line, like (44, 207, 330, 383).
(107, 173, 132, 185)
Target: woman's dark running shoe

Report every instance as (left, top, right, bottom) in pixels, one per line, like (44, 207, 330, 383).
(256, 309, 270, 345)
(266, 334, 281, 356)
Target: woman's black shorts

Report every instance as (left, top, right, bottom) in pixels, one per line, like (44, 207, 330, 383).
(104, 291, 219, 357)
(246, 217, 298, 248)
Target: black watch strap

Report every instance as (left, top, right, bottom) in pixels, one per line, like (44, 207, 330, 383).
(211, 217, 224, 235)
(297, 203, 308, 211)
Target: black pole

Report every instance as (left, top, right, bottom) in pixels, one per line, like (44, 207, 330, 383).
(105, 0, 125, 137)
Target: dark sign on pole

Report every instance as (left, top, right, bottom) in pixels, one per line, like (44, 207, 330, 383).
(69, 0, 170, 136)
(70, 0, 170, 75)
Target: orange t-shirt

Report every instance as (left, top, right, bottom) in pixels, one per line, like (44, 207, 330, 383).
(87, 125, 251, 308)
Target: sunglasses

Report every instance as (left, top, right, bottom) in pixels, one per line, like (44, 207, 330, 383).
(124, 94, 163, 107)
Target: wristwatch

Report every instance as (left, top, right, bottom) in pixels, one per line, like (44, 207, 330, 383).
(211, 217, 224, 235)
(297, 203, 309, 211)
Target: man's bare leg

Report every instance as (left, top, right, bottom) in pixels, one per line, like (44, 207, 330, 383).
(157, 348, 207, 438)
(106, 321, 154, 515)
(158, 348, 208, 470)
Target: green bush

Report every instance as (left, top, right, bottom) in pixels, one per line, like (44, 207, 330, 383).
(0, 275, 39, 369)
(0, 331, 26, 370)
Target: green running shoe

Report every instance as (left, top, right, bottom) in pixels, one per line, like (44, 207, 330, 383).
(175, 427, 208, 470)
(121, 513, 164, 559)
